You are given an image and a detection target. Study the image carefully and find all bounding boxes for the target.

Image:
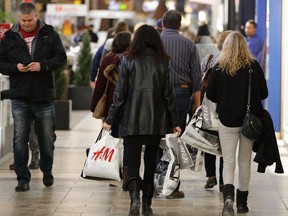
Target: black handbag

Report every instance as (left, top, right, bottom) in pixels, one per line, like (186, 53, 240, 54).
(241, 69, 264, 141)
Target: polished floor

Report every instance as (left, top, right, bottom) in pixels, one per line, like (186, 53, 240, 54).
(0, 110, 287, 216)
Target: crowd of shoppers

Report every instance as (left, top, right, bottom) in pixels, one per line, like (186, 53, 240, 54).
(0, 2, 282, 216)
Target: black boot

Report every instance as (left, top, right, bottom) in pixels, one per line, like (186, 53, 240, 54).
(29, 151, 40, 169)
(222, 184, 235, 216)
(122, 166, 128, 191)
(127, 178, 142, 216)
(236, 189, 249, 213)
(142, 183, 154, 216)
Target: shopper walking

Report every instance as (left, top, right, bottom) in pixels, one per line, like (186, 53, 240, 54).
(160, 9, 202, 199)
(206, 31, 268, 215)
(0, 2, 67, 192)
(103, 24, 181, 216)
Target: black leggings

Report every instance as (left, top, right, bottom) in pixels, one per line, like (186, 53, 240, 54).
(125, 135, 161, 184)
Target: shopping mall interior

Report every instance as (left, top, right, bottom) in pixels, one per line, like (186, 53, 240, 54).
(0, 0, 288, 215)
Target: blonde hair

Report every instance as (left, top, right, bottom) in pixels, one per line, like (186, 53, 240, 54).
(218, 31, 254, 76)
(216, 30, 233, 50)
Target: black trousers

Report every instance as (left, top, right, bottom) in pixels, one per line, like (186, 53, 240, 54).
(204, 152, 224, 184)
(125, 135, 161, 184)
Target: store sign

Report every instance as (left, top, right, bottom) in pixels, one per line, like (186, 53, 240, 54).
(46, 4, 88, 16)
(0, 24, 10, 40)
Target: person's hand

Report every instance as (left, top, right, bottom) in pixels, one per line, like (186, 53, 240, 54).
(17, 63, 29, 72)
(173, 126, 182, 136)
(28, 62, 41, 72)
(103, 122, 111, 131)
(90, 81, 96, 88)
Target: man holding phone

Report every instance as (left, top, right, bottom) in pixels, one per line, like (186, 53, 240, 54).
(0, 2, 67, 192)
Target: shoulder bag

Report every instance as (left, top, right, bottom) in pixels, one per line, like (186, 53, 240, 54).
(92, 80, 109, 119)
(241, 69, 264, 141)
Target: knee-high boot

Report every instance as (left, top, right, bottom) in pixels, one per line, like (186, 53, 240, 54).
(236, 189, 249, 213)
(222, 184, 235, 216)
(142, 183, 154, 216)
(127, 178, 142, 216)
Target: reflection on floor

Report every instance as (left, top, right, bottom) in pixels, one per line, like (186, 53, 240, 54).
(0, 111, 287, 216)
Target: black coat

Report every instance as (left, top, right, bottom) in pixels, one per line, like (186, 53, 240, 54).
(206, 61, 268, 127)
(0, 20, 67, 102)
(253, 110, 284, 174)
(105, 50, 179, 137)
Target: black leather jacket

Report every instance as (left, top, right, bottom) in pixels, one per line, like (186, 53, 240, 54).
(106, 50, 179, 137)
(0, 20, 67, 102)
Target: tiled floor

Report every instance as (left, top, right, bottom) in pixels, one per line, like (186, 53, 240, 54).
(0, 110, 287, 216)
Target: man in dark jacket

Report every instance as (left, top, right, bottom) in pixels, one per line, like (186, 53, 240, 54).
(0, 2, 67, 192)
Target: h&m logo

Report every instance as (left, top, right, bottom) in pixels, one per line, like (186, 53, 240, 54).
(91, 146, 114, 162)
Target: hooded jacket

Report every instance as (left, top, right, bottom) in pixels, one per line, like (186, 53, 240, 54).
(105, 49, 179, 137)
(0, 20, 67, 102)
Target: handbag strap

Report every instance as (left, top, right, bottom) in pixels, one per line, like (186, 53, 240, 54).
(104, 79, 109, 94)
(246, 69, 253, 112)
(204, 54, 214, 72)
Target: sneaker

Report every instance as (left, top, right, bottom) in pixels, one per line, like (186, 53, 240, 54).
(166, 190, 185, 199)
(153, 190, 160, 197)
(9, 163, 15, 170)
(28, 161, 39, 169)
(204, 176, 217, 189)
(43, 172, 54, 187)
(15, 181, 30, 192)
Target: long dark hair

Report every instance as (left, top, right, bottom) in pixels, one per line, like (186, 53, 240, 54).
(126, 24, 170, 61)
(112, 31, 131, 53)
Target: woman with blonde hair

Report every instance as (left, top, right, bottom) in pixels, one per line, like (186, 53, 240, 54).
(201, 30, 232, 193)
(206, 31, 268, 216)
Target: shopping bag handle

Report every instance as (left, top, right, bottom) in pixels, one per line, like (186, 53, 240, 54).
(95, 128, 104, 143)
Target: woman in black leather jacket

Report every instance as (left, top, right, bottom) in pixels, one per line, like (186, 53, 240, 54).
(103, 25, 181, 216)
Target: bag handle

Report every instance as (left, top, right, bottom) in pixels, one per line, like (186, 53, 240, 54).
(95, 128, 104, 143)
(246, 69, 253, 112)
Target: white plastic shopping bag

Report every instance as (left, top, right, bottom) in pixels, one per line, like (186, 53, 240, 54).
(154, 134, 180, 196)
(181, 107, 222, 156)
(82, 131, 123, 181)
(202, 93, 218, 131)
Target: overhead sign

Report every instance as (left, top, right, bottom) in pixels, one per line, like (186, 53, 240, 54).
(46, 4, 88, 16)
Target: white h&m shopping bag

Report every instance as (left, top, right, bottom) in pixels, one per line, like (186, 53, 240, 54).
(82, 132, 123, 181)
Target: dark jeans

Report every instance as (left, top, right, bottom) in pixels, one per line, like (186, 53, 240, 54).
(29, 121, 39, 151)
(12, 100, 56, 183)
(204, 153, 224, 184)
(125, 135, 161, 184)
(173, 86, 192, 132)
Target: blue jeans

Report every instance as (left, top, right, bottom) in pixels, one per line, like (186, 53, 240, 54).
(173, 86, 192, 132)
(12, 100, 56, 183)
